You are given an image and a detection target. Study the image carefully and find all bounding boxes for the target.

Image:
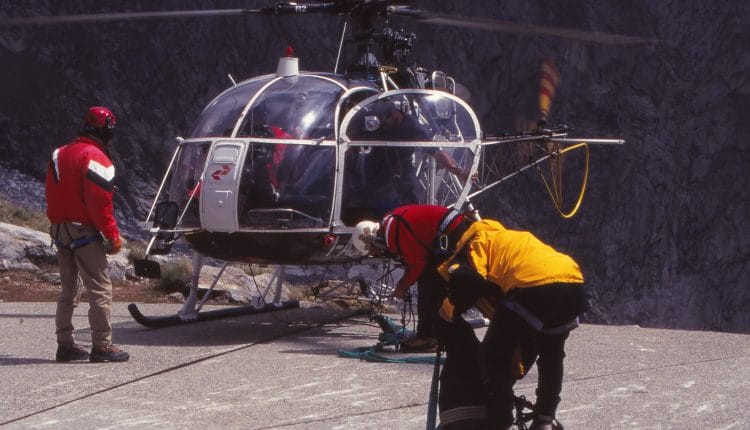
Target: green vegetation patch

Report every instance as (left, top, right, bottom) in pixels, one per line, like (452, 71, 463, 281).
(0, 196, 49, 233)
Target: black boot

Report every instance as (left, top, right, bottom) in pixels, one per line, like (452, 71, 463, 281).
(529, 415, 562, 430)
(90, 344, 129, 363)
(400, 336, 437, 352)
(56, 343, 90, 362)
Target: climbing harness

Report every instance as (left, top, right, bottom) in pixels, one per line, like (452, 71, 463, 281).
(50, 223, 103, 251)
(53, 235, 102, 251)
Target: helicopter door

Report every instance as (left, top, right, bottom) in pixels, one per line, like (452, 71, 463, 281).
(336, 89, 482, 226)
(200, 140, 247, 232)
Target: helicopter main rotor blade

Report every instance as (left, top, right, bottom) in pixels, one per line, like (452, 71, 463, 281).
(0, 9, 263, 28)
(0, 2, 357, 28)
(1, 2, 658, 45)
(389, 7, 658, 45)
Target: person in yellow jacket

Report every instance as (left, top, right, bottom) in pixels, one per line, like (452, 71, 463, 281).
(437, 218, 586, 430)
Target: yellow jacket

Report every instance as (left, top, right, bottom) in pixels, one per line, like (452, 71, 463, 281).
(437, 219, 583, 296)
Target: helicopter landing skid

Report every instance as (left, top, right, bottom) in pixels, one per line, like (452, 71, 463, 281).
(127, 254, 299, 328)
(126, 300, 300, 328)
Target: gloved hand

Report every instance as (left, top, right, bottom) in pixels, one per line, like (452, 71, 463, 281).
(105, 236, 123, 255)
(445, 272, 486, 316)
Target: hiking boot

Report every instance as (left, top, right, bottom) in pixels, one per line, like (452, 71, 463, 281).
(56, 343, 90, 362)
(529, 416, 562, 430)
(399, 336, 437, 353)
(89, 345, 130, 363)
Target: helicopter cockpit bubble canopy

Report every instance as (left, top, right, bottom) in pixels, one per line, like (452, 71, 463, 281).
(160, 74, 481, 239)
(164, 73, 379, 233)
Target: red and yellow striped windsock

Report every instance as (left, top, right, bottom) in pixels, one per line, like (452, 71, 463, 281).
(538, 59, 561, 126)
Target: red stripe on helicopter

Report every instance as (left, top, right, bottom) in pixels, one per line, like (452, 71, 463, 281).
(211, 165, 231, 180)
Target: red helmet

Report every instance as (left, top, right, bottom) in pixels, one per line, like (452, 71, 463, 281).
(82, 106, 116, 140)
(379, 205, 466, 288)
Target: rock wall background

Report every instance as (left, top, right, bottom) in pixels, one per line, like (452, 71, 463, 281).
(1, 1, 747, 332)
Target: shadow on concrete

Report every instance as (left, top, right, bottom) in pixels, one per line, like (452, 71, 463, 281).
(0, 313, 56, 319)
(105, 307, 380, 348)
(0, 356, 57, 366)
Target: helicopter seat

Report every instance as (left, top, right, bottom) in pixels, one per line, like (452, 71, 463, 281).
(276, 193, 329, 219)
(243, 208, 324, 229)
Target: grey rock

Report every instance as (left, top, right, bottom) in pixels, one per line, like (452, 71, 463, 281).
(0, 222, 54, 261)
(0, 221, 131, 281)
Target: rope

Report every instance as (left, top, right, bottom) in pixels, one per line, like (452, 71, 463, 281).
(338, 315, 441, 364)
(337, 346, 443, 364)
(537, 142, 589, 218)
(426, 344, 443, 430)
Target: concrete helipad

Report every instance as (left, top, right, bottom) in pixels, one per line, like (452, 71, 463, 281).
(1, 302, 748, 429)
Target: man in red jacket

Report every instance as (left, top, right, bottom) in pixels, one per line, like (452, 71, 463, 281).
(378, 204, 470, 352)
(46, 106, 129, 363)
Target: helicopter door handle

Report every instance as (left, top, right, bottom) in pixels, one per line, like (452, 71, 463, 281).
(213, 190, 232, 207)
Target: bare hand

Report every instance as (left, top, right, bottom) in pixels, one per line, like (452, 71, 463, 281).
(106, 236, 123, 255)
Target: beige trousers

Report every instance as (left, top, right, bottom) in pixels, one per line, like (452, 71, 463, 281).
(52, 223, 112, 349)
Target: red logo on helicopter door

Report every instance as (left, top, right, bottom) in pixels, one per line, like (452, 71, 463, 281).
(211, 165, 231, 180)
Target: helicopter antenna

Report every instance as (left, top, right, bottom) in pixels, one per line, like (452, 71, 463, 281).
(334, 20, 348, 74)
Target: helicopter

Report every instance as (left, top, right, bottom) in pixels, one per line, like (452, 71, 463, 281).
(1, 1, 652, 327)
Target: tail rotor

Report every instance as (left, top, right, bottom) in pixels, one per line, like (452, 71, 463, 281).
(537, 59, 561, 130)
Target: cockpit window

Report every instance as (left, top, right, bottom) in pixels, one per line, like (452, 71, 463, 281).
(167, 140, 212, 227)
(344, 92, 478, 142)
(190, 79, 268, 138)
(237, 76, 344, 140)
(189, 75, 346, 140)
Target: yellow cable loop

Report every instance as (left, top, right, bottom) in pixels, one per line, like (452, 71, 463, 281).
(549, 142, 563, 204)
(537, 142, 589, 218)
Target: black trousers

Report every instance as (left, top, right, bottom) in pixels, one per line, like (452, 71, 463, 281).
(416, 263, 449, 339)
(436, 317, 489, 428)
(482, 282, 586, 423)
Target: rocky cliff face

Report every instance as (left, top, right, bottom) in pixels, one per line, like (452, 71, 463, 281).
(1, 1, 747, 332)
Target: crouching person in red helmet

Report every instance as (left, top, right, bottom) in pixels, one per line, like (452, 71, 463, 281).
(378, 204, 471, 353)
(437, 218, 586, 429)
(45, 106, 129, 363)
(363, 205, 494, 427)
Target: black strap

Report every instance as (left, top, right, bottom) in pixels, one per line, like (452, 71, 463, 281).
(433, 207, 461, 252)
(436, 207, 461, 238)
(502, 300, 579, 336)
(388, 207, 463, 257)
(387, 210, 433, 256)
